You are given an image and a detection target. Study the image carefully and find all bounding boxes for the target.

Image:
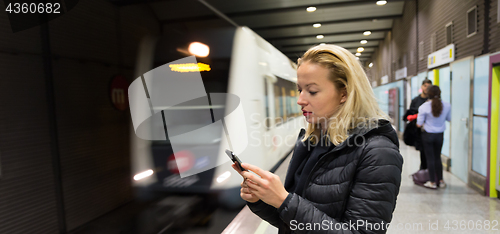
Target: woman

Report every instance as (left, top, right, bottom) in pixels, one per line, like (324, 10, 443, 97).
(416, 85, 451, 189)
(231, 44, 403, 233)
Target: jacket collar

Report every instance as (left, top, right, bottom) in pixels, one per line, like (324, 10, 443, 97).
(283, 119, 397, 190)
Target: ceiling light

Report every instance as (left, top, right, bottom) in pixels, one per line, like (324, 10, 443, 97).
(188, 42, 209, 57)
(313, 23, 322, 28)
(355, 57, 360, 60)
(357, 47, 364, 52)
(320, 43, 326, 45)
(369, 63, 374, 68)
(360, 40, 368, 44)
(376, 1, 387, 6)
(316, 35, 324, 39)
(355, 52, 361, 56)
(363, 31, 372, 36)
(307, 6, 316, 12)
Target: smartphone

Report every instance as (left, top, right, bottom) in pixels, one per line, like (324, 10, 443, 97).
(225, 149, 247, 171)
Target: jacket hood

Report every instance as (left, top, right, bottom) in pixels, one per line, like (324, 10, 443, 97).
(347, 119, 399, 148)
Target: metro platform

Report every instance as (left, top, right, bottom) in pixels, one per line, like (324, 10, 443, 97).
(223, 140, 500, 234)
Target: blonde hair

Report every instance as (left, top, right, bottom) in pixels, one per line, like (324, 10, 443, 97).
(298, 44, 389, 145)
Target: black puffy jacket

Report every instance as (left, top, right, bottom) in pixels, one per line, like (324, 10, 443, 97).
(247, 119, 403, 234)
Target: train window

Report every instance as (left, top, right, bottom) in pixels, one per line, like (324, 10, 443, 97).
(288, 90, 300, 118)
(274, 85, 283, 125)
(466, 6, 477, 38)
(272, 76, 300, 126)
(264, 79, 271, 129)
(281, 87, 287, 122)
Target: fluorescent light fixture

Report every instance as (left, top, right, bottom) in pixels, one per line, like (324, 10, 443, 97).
(216, 171, 231, 183)
(363, 31, 372, 36)
(376, 1, 387, 6)
(357, 47, 364, 52)
(307, 6, 316, 12)
(188, 42, 209, 57)
(320, 43, 326, 45)
(134, 169, 154, 181)
(316, 35, 324, 39)
(369, 63, 374, 68)
(313, 23, 322, 28)
(355, 52, 361, 56)
(360, 40, 368, 44)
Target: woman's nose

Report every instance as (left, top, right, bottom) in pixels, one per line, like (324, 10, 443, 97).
(297, 92, 307, 106)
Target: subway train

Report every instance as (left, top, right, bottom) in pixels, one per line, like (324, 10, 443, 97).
(129, 26, 306, 210)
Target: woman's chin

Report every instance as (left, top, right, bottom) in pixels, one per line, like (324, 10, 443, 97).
(304, 116, 315, 124)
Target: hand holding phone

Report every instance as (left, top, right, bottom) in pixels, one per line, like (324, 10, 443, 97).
(225, 149, 247, 171)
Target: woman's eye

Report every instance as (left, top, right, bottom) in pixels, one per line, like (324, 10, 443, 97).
(298, 89, 302, 93)
(309, 91, 317, 95)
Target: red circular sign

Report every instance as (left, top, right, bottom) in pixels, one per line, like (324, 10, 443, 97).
(109, 75, 129, 111)
(167, 151, 195, 174)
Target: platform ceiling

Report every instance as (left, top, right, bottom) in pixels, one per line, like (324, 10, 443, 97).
(111, 0, 406, 64)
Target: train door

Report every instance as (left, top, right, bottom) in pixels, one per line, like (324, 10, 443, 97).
(428, 70, 437, 85)
(417, 71, 428, 93)
(450, 56, 474, 183)
(469, 55, 490, 194)
(439, 67, 451, 159)
(411, 76, 419, 99)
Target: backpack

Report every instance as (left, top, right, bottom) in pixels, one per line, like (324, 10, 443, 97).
(403, 120, 417, 146)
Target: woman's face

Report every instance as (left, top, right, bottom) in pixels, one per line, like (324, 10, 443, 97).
(296, 61, 346, 127)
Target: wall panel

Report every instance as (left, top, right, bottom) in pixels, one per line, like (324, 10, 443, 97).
(417, 0, 484, 73)
(0, 53, 59, 233)
(489, 0, 500, 53)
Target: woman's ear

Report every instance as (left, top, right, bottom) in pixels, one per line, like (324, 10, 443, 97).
(340, 88, 347, 104)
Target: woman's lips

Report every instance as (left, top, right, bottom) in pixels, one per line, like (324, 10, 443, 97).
(303, 111, 312, 116)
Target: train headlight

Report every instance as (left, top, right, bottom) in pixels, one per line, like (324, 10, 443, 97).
(216, 171, 231, 183)
(134, 169, 154, 181)
(188, 42, 210, 57)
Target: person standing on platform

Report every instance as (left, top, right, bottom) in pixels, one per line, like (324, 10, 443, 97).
(416, 85, 451, 189)
(403, 79, 432, 170)
(232, 44, 403, 233)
